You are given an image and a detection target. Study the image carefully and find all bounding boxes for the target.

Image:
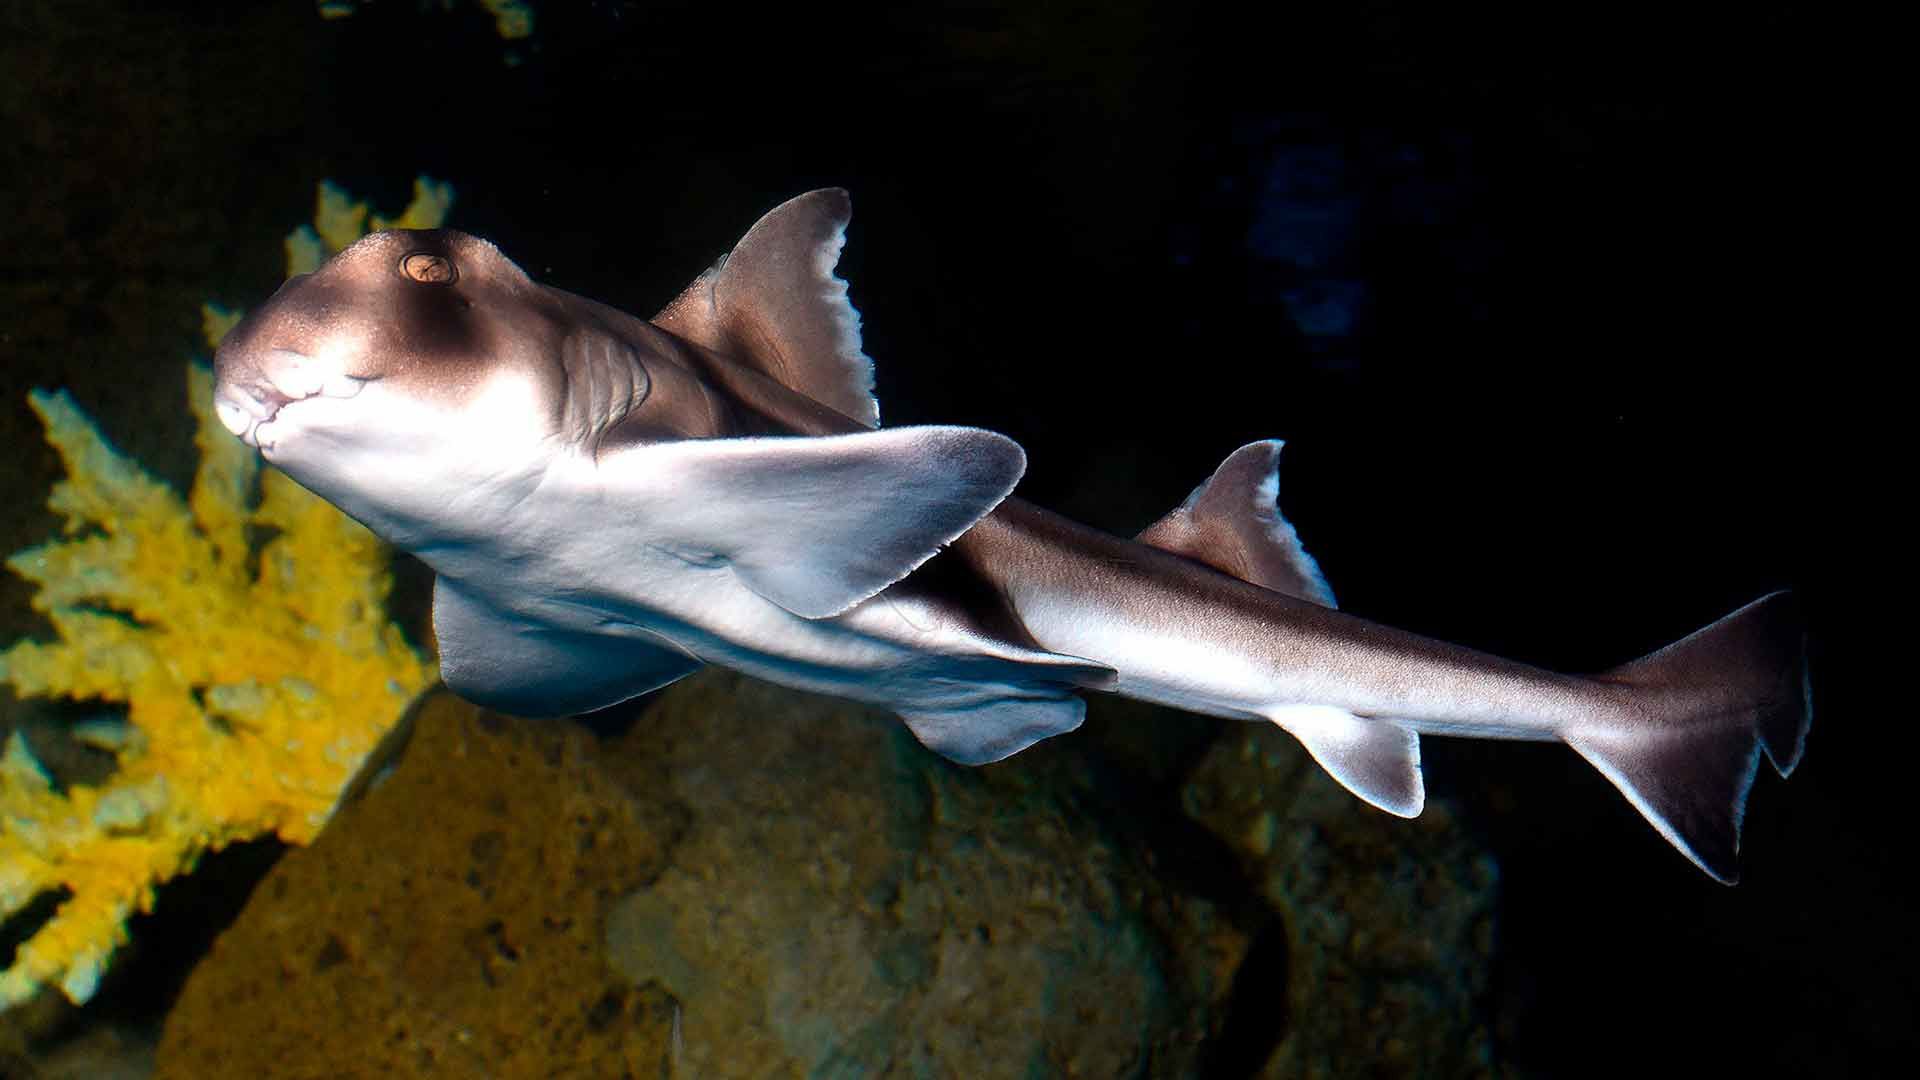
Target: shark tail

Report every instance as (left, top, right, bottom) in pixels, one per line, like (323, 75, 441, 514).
(1564, 590, 1810, 884)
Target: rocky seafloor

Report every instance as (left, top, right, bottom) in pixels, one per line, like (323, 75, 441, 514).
(140, 672, 1497, 1079)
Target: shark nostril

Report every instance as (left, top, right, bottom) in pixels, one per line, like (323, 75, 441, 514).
(255, 348, 366, 403)
(213, 398, 254, 439)
(265, 350, 327, 399)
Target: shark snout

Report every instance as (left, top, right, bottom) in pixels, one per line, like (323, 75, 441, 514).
(213, 347, 368, 447)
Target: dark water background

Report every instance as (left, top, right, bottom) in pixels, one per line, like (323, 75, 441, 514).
(0, 1, 1874, 1076)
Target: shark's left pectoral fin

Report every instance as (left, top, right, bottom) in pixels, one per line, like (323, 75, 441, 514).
(433, 579, 702, 717)
(889, 636, 1115, 764)
(901, 693, 1088, 765)
(601, 426, 1026, 618)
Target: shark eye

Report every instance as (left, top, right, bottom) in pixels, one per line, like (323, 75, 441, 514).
(400, 252, 457, 285)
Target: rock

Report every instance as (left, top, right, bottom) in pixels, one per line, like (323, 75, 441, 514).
(154, 688, 684, 1078)
(1182, 722, 1500, 1078)
(0, 1019, 155, 1080)
(156, 672, 1242, 1078)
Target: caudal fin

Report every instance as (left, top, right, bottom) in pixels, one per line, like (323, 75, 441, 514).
(1565, 591, 1811, 884)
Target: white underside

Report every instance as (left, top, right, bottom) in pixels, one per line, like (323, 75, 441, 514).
(257, 379, 1577, 792)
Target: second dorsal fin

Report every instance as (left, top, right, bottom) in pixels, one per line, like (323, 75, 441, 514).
(1137, 440, 1337, 608)
(653, 189, 879, 428)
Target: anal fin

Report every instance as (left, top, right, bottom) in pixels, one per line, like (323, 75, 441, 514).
(1267, 705, 1425, 816)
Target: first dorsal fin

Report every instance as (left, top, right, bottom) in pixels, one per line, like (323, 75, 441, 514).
(1137, 440, 1337, 607)
(653, 189, 879, 428)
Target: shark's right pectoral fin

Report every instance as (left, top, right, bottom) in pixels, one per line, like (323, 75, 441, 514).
(433, 579, 701, 718)
(597, 426, 1027, 619)
(1268, 705, 1425, 817)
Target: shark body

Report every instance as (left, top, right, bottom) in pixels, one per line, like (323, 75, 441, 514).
(213, 190, 1810, 882)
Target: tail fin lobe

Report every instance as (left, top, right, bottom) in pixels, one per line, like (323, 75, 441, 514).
(1567, 591, 1810, 884)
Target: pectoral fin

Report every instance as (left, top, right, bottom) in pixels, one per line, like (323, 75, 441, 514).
(901, 693, 1088, 765)
(433, 579, 701, 717)
(601, 425, 1026, 618)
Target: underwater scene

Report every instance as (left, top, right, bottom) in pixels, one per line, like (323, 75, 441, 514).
(0, 2, 1867, 1077)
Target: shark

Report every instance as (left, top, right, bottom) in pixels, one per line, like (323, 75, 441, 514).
(212, 189, 1810, 883)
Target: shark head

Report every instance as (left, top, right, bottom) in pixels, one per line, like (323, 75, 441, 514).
(213, 228, 575, 454)
(213, 228, 623, 540)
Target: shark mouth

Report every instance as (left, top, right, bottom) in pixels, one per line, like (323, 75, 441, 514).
(214, 349, 368, 451)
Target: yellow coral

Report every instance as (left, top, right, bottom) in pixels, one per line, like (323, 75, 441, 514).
(284, 175, 456, 278)
(479, 0, 536, 40)
(0, 179, 451, 1011)
(0, 366, 435, 1009)
(317, 1, 535, 43)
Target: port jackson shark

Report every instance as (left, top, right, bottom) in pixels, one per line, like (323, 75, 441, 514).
(212, 190, 1810, 883)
